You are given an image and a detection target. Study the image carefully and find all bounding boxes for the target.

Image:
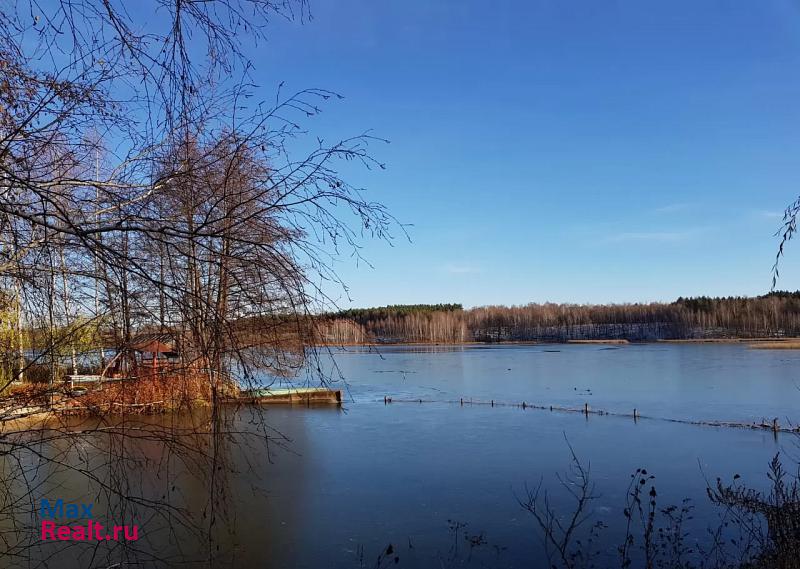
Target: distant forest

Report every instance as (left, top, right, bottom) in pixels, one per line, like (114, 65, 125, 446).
(318, 292, 800, 343)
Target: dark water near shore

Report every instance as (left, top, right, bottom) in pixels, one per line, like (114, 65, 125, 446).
(5, 344, 800, 568)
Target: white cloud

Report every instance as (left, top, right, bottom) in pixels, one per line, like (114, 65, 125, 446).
(654, 203, 691, 214)
(442, 263, 480, 275)
(753, 210, 784, 220)
(604, 229, 703, 244)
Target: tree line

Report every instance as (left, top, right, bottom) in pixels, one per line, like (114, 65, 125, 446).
(318, 293, 800, 343)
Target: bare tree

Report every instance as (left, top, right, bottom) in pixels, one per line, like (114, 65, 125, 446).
(517, 438, 604, 569)
(773, 196, 800, 288)
(0, 1, 398, 567)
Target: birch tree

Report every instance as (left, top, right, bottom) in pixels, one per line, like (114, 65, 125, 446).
(0, 1, 396, 567)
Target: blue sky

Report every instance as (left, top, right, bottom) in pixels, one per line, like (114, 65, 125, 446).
(251, 1, 800, 307)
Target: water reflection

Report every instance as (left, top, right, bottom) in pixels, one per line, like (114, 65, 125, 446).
(1, 345, 795, 568)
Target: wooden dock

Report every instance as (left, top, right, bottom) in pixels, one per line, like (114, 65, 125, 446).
(240, 387, 342, 405)
(65, 375, 126, 389)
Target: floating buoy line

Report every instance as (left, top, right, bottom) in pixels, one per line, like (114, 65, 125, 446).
(381, 395, 795, 435)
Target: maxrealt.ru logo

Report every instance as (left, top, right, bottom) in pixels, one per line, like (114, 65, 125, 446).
(40, 499, 139, 541)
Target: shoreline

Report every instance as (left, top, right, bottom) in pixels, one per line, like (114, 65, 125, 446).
(318, 337, 800, 348)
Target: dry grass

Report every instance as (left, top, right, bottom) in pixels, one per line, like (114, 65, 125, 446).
(657, 338, 800, 345)
(68, 372, 216, 414)
(659, 338, 751, 343)
(567, 339, 630, 344)
(0, 369, 243, 419)
(749, 340, 800, 350)
(0, 382, 52, 405)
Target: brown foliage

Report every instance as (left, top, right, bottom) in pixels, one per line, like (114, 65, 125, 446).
(73, 373, 216, 414)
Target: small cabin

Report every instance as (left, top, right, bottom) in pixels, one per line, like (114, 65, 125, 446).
(130, 333, 181, 370)
(103, 333, 182, 379)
